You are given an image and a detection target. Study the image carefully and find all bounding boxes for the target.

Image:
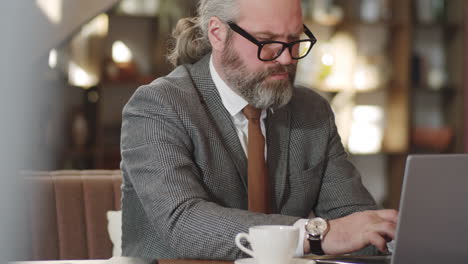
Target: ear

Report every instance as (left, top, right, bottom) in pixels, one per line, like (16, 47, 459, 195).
(207, 17, 229, 52)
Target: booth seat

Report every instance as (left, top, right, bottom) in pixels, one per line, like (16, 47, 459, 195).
(24, 170, 122, 260)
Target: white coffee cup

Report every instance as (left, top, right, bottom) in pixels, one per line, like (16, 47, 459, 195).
(235, 225, 299, 264)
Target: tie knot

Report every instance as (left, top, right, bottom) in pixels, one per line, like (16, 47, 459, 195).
(243, 105, 262, 120)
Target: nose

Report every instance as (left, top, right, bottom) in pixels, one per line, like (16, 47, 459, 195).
(274, 47, 294, 65)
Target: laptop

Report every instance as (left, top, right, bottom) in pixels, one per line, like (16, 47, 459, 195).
(390, 154, 468, 263)
(312, 154, 468, 264)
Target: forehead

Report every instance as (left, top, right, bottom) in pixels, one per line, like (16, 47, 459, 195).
(237, 0, 303, 34)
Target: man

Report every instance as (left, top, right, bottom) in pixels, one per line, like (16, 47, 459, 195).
(120, 0, 397, 260)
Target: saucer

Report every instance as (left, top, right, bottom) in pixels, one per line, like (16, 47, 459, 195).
(235, 258, 316, 264)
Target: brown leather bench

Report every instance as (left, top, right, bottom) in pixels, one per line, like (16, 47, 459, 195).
(24, 170, 122, 260)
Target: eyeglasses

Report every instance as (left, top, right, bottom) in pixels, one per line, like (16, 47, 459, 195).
(227, 22, 317, 62)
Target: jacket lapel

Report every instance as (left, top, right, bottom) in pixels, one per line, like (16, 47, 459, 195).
(189, 55, 248, 190)
(266, 105, 291, 213)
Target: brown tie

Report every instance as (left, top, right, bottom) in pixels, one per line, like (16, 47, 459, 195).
(243, 105, 270, 214)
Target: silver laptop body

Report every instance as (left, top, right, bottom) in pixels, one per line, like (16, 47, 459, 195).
(391, 154, 468, 264)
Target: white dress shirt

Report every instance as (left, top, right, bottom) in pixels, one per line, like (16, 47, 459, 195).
(209, 56, 267, 158)
(209, 56, 307, 256)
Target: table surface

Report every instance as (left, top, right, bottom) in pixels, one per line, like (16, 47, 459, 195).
(13, 257, 231, 264)
(13, 255, 391, 264)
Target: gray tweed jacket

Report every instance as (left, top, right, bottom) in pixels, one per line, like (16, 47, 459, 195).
(120, 55, 377, 260)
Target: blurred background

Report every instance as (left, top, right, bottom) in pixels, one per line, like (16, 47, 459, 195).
(35, 0, 467, 208)
(3, 0, 467, 262)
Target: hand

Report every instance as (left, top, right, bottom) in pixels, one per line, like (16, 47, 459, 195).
(321, 209, 398, 255)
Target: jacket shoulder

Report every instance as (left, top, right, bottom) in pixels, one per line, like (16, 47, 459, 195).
(290, 86, 331, 113)
(124, 65, 200, 110)
(141, 65, 197, 95)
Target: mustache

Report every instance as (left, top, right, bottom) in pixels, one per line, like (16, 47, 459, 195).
(257, 64, 296, 80)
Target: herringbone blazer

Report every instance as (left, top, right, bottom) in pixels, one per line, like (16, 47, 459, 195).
(120, 55, 377, 260)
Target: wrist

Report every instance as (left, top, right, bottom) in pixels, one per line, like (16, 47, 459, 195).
(320, 218, 336, 255)
(303, 235, 310, 253)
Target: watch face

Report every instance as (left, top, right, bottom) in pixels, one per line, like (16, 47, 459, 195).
(306, 218, 328, 237)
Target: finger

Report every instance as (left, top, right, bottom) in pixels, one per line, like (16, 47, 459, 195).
(373, 221, 397, 240)
(375, 209, 399, 223)
(367, 232, 388, 253)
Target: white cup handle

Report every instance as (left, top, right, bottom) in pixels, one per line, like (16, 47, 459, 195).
(235, 232, 254, 257)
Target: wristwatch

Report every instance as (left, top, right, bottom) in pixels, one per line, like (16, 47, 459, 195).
(305, 217, 329, 255)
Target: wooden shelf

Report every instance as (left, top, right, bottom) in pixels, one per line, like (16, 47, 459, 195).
(306, 19, 405, 28)
(341, 19, 405, 28)
(414, 22, 463, 28)
(412, 85, 458, 94)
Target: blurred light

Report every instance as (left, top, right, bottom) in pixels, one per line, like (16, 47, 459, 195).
(142, 0, 160, 15)
(323, 32, 356, 92)
(68, 62, 98, 89)
(312, 0, 343, 26)
(48, 49, 58, 69)
(428, 68, 446, 90)
(88, 91, 100, 103)
(119, 0, 160, 16)
(120, 0, 139, 15)
(352, 105, 383, 123)
(348, 105, 383, 154)
(36, 0, 62, 24)
(81, 13, 109, 37)
(321, 53, 334, 66)
(348, 123, 382, 154)
(325, 75, 340, 88)
(353, 60, 381, 92)
(353, 70, 367, 90)
(112, 41, 133, 63)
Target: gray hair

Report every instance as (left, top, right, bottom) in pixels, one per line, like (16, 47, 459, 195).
(167, 0, 239, 67)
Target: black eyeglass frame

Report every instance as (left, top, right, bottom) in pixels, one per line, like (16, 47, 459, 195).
(227, 22, 317, 62)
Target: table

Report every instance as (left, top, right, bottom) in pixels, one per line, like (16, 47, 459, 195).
(12, 257, 232, 264)
(13, 255, 390, 264)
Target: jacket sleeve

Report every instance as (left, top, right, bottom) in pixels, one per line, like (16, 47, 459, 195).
(314, 102, 378, 219)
